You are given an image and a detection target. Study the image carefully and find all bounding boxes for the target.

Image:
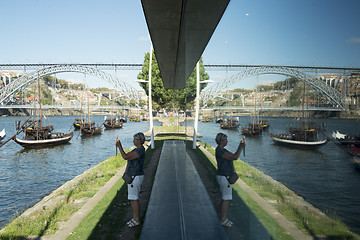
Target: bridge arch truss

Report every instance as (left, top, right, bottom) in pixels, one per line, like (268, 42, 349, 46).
(200, 66, 346, 110)
(0, 64, 141, 105)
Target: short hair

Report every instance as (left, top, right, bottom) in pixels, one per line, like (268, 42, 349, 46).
(215, 133, 227, 144)
(134, 132, 145, 144)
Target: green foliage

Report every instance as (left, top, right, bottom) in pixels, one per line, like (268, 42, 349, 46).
(206, 99, 214, 107)
(90, 87, 112, 92)
(70, 83, 85, 90)
(256, 84, 274, 92)
(273, 77, 298, 90)
(129, 99, 136, 107)
(137, 51, 210, 110)
(43, 75, 86, 90)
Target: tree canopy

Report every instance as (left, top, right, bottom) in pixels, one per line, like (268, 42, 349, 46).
(137, 51, 210, 110)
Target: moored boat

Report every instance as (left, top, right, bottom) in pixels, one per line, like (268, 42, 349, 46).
(103, 116, 123, 129)
(80, 88, 103, 135)
(12, 73, 73, 148)
(220, 118, 240, 130)
(270, 132, 328, 148)
(119, 116, 127, 123)
(14, 130, 73, 148)
(241, 126, 261, 136)
(80, 122, 103, 135)
(73, 118, 85, 130)
(270, 81, 328, 149)
(332, 131, 360, 147)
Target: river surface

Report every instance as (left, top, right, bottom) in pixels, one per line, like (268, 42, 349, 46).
(0, 115, 359, 234)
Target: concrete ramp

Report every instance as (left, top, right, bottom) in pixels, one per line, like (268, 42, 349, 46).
(140, 140, 227, 240)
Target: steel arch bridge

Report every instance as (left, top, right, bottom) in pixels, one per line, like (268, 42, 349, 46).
(0, 64, 141, 105)
(200, 66, 346, 110)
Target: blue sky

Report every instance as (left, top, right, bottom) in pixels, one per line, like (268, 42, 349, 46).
(1, 0, 360, 89)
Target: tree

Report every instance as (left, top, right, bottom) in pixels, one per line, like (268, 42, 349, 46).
(137, 51, 210, 110)
(129, 99, 136, 107)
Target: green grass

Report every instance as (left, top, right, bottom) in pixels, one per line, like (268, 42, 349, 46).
(67, 176, 127, 240)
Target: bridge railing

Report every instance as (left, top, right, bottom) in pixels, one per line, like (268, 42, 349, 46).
(0, 104, 342, 112)
(0, 104, 138, 110)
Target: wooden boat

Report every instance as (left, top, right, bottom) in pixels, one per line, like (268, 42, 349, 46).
(215, 118, 223, 123)
(270, 132, 328, 148)
(80, 89, 103, 135)
(249, 120, 270, 131)
(80, 122, 103, 135)
(0, 128, 5, 141)
(103, 116, 123, 129)
(270, 81, 328, 148)
(73, 118, 85, 130)
(73, 89, 86, 130)
(241, 126, 261, 136)
(220, 118, 240, 130)
(332, 131, 360, 147)
(14, 128, 73, 148)
(119, 116, 127, 123)
(12, 74, 73, 148)
(243, 93, 269, 135)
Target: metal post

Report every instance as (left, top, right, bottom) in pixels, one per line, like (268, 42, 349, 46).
(149, 43, 155, 149)
(193, 61, 200, 149)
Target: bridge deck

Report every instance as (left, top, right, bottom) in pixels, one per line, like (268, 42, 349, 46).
(140, 140, 227, 240)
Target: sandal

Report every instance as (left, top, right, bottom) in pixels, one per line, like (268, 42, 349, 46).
(221, 218, 233, 227)
(127, 218, 140, 228)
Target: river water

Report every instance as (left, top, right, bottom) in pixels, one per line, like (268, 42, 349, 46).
(0, 115, 359, 234)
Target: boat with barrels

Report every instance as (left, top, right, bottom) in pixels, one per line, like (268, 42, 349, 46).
(12, 73, 73, 148)
(270, 81, 328, 148)
(14, 119, 73, 148)
(103, 116, 123, 129)
(220, 117, 240, 130)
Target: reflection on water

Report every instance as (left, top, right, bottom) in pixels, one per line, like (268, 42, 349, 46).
(183, 116, 360, 234)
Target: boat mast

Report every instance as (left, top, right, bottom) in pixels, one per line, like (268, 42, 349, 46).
(38, 72, 42, 129)
(87, 89, 90, 124)
(301, 80, 305, 130)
